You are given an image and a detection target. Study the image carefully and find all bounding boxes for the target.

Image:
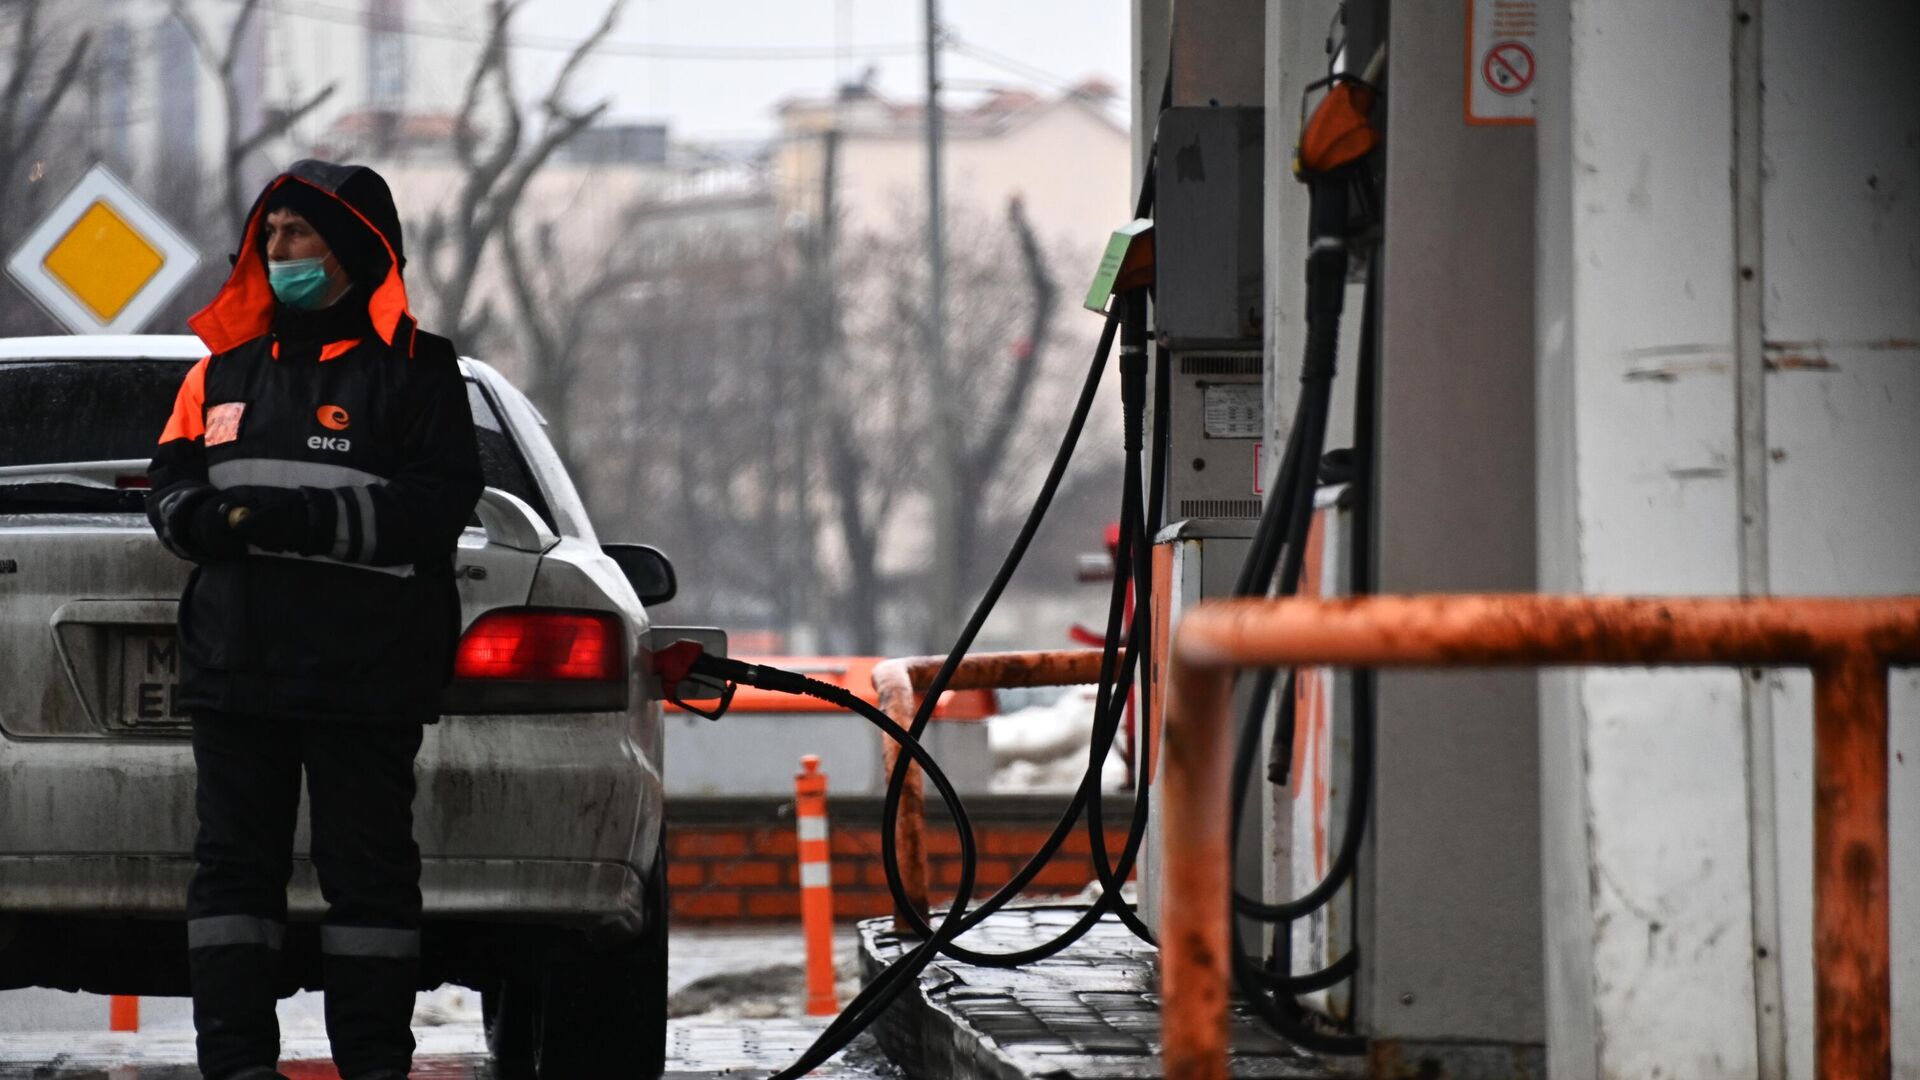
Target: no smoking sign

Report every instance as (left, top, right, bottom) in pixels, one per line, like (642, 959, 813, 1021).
(1467, 0, 1537, 124)
(1483, 41, 1534, 95)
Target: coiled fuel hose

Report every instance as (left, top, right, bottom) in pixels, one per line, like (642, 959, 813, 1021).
(654, 57, 1393, 1077)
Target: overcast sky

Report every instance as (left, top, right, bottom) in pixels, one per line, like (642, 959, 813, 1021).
(504, 0, 1132, 141)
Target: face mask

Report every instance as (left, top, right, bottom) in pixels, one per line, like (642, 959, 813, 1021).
(268, 255, 334, 311)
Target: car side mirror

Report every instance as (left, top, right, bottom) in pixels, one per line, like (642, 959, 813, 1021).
(604, 543, 677, 606)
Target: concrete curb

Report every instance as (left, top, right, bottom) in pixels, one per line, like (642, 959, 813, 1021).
(857, 921, 1033, 1080)
(856, 908, 1356, 1079)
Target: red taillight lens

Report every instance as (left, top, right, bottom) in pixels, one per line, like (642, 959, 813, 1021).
(454, 609, 624, 681)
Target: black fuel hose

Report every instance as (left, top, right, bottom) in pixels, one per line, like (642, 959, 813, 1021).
(870, 96, 1173, 962)
(1220, 249, 1379, 1058)
(745, 420, 1161, 1066)
(755, 63, 1388, 1072)
(868, 300, 1161, 963)
(658, 660, 977, 1080)
(1230, 255, 1377, 923)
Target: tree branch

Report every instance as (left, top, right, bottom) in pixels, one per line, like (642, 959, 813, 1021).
(451, 0, 516, 172)
(163, 0, 220, 80)
(1, 0, 42, 145)
(967, 195, 1055, 480)
(219, 0, 263, 81)
(473, 0, 623, 247)
(498, 211, 553, 361)
(431, 0, 621, 341)
(231, 83, 336, 163)
(10, 26, 91, 171)
(543, 0, 622, 115)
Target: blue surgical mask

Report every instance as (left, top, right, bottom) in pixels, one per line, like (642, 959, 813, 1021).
(268, 256, 334, 311)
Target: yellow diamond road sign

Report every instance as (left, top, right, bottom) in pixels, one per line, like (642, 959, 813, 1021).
(6, 164, 200, 335)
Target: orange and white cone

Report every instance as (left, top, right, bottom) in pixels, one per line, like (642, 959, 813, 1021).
(795, 754, 838, 1016)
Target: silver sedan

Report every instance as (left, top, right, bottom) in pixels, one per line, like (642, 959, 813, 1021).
(0, 334, 706, 1078)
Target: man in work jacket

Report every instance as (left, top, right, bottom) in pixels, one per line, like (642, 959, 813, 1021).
(146, 160, 482, 1080)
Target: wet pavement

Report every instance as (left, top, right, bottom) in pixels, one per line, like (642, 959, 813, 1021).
(0, 1021, 896, 1079)
(0, 928, 900, 1079)
(858, 907, 1358, 1079)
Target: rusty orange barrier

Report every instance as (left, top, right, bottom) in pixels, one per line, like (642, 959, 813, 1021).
(1159, 594, 1920, 1080)
(873, 649, 1121, 928)
(794, 754, 838, 1016)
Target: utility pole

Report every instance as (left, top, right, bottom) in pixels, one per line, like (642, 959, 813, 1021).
(923, 0, 960, 646)
(795, 126, 840, 654)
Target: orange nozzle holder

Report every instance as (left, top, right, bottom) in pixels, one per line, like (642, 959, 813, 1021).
(1296, 80, 1379, 178)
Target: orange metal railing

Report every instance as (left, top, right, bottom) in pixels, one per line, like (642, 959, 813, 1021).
(872, 649, 1121, 928)
(1158, 594, 1920, 1080)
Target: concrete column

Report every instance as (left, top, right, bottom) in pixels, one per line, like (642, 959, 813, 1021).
(1759, 3, 1920, 1076)
(1363, 2, 1544, 1066)
(1130, 0, 1171, 194)
(1535, 0, 1919, 1076)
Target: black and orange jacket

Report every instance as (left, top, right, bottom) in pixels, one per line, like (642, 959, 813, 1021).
(147, 161, 483, 722)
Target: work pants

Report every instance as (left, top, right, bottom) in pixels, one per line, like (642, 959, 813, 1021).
(187, 711, 425, 1080)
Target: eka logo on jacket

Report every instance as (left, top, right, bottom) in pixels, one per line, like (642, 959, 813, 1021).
(317, 404, 350, 431)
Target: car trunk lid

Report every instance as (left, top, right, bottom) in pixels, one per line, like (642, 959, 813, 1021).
(0, 517, 191, 737)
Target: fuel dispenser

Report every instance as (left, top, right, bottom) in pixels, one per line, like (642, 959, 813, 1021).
(1176, 0, 1547, 1070)
(1130, 2, 1271, 943)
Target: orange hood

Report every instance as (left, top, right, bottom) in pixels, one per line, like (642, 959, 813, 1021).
(189, 160, 417, 356)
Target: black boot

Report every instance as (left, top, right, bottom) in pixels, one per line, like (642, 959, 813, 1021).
(189, 924, 286, 1080)
(324, 948, 420, 1078)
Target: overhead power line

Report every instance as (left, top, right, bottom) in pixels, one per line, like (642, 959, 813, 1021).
(946, 38, 1081, 93)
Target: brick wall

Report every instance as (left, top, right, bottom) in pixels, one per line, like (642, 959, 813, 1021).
(667, 796, 1139, 923)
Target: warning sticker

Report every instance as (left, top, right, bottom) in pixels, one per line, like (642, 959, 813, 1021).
(1203, 384, 1262, 439)
(1467, 0, 1537, 125)
(205, 402, 246, 446)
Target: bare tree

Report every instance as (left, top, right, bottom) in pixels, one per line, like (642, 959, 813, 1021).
(470, 116, 1084, 654)
(817, 334, 923, 651)
(164, 0, 336, 227)
(413, 0, 624, 348)
(949, 195, 1057, 604)
(586, 225, 806, 628)
(527, 182, 1095, 653)
(0, 1, 91, 252)
(826, 197, 1065, 650)
(498, 208, 644, 476)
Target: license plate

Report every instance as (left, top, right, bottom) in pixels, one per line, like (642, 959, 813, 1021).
(117, 631, 190, 728)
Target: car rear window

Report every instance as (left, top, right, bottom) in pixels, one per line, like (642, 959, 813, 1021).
(0, 358, 553, 523)
(0, 360, 184, 468)
(466, 379, 556, 529)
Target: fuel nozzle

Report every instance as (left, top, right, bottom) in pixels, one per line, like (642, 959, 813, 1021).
(1293, 46, 1384, 370)
(653, 640, 739, 720)
(1294, 44, 1386, 245)
(1295, 79, 1380, 182)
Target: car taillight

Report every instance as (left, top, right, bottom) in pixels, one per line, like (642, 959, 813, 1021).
(454, 609, 624, 682)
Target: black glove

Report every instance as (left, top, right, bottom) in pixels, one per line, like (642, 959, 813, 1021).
(187, 495, 248, 561)
(231, 487, 315, 554)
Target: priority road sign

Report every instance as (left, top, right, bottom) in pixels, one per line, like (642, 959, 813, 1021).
(6, 164, 201, 334)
